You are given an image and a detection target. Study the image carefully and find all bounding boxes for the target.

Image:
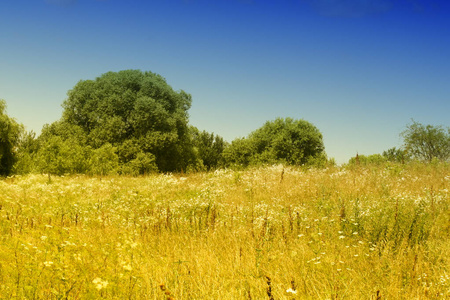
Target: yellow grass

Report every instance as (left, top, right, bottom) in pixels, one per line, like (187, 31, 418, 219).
(0, 163, 449, 299)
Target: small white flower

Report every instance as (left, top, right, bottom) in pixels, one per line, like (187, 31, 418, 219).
(43, 261, 53, 267)
(286, 288, 297, 294)
(92, 278, 108, 290)
(123, 264, 132, 271)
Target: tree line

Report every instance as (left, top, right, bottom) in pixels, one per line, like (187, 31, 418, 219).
(1, 70, 449, 176)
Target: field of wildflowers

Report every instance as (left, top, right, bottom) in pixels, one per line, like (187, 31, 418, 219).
(0, 163, 448, 299)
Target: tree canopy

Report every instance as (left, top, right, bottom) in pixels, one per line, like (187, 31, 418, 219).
(54, 70, 196, 173)
(8, 70, 334, 175)
(190, 126, 227, 170)
(223, 117, 326, 167)
(0, 100, 23, 175)
(401, 120, 450, 162)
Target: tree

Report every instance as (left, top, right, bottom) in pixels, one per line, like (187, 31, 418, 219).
(223, 117, 326, 167)
(249, 118, 325, 165)
(222, 137, 256, 168)
(58, 69, 195, 172)
(12, 130, 39, 174)
(36, 135, 90, 175)
(89, 143, 119, 176)
(190, 126, 227, 170)
(401, 120, 450, 162)
(0, 100, 23, 176)
(348, 153, 387, 165)
(382, 147, 409, 163)
(34, 121, 91, 175)
(122, 152, 158, 175)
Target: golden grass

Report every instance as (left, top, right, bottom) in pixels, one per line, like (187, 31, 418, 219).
(0, 163, 449, 299)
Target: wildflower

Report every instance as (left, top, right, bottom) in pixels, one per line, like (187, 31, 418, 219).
(43, 261, 53, 267)
(73, 254, 82, 261)
(298, 234, 304, 238)
(40, 236, 48, 241)
(339, 235, 345, 239)
(286, 288, 297, 294)
(92, 278, 108, 290)
(123, 264, 132, 271)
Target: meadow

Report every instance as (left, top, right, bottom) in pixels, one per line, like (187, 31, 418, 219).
(0, 163, 448, 299)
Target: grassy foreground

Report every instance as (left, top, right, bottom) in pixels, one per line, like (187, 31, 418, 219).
(0, 163, 449, 299)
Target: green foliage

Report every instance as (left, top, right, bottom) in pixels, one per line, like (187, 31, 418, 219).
(0, 100, 23, 176)
(223, 117, 326, 168)
(382, 147, 410, 163)
(89, 144, 119, 176)
(12, 131, 39, 174)
(34, 121, 91, 175)
(122, 152, 158, 175)
(348, 153, 387, 166)
(45, 69, 196, 173)
(36, 135, 90, 175)
(190, 126, 227, 170)
(401, 120, 450, 162)
(222, 137, 256, 168)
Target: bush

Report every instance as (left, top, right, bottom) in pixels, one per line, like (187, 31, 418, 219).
(223, 117, 326, 168)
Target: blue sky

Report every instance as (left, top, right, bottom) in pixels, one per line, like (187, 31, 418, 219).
(1, 0, 449, 163)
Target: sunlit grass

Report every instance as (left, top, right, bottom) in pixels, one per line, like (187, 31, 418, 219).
(0, 162, 449, 299)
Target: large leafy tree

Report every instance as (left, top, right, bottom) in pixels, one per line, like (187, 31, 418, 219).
(223, 117, 326, 167)
(0, 100, 23, 176)
(60, 70, 195, 172)
(401, 120, 450, 162)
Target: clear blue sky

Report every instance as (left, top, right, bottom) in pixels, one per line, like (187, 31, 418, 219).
(1, 0, 449, 163)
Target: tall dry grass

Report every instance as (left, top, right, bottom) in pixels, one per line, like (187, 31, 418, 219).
(0, 162, 448, 299)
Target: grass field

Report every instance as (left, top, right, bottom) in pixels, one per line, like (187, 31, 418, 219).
(0, 163, 449, 299)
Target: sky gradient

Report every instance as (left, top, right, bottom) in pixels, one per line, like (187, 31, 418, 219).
(1, 0, 449, 163)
